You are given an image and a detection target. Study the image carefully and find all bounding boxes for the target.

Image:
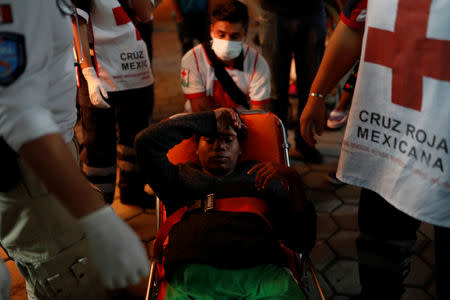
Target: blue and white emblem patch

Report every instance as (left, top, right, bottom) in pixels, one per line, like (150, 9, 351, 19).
(0, 32, 26, 86)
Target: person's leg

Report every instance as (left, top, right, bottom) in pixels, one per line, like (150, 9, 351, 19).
(78, 75, 117, 203)
(135, 20, 154, 63)
(259, 11, 291, 128)
(116, 85, 154, 208)
(178, 15, 195, 55)
(356, 188, 421, 300)
(165, 264, 305, 300)
(293, 8, 327, 163)
(434, 225, 450, 300)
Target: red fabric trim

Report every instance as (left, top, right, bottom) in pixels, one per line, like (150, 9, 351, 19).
(158, 280, 168, 300)
(184, 92, 206, 99)
(215, 197, 269, 214)
(251, 52, 259, 79)
(243, 45, 250, 61)
(340, 11, 365, 29)
(112, 6, 131, 25)
(192, 48, 201, 73)
(251, 98, 270, 105)
(153, 206, 188, 261)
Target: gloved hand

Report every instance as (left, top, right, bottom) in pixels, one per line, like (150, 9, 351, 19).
(82, 67, 111, 109)
(79, 206, 149, 289)
(0, 260, 11, 300)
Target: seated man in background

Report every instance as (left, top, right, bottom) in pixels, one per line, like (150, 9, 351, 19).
(135, 108, 316, 299)
(181, 0, 271, 112)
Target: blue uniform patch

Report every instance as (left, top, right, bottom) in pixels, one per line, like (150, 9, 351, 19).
(0, 32, 26, 86)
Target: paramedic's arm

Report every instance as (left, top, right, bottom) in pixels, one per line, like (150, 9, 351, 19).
(71, 16, 92, 70)
(19, 135, 105, 217)
(300, 21, 363, 146)
(72, 4, 110, 108)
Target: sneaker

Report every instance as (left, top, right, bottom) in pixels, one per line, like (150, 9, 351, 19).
(327, 109, 348, 129)
(327, 171, 345, 185)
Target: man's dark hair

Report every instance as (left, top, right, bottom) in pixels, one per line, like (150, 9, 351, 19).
(211, 0, 249, 29)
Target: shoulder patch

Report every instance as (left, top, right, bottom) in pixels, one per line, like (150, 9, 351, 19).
(0, 32, 26, 86)
(0, 5, 13, 24)
(181, 68, 190, 87)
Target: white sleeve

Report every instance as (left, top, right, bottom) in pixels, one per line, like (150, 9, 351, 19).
(181, 48, 206, 99)
(248, 52, 271, 105)
(0, 0, 61, 151)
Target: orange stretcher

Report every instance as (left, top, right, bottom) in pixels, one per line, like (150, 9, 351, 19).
(145, 111, 325, 300)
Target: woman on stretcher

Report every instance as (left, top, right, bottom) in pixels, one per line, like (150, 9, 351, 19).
(135, 108, 316, 299)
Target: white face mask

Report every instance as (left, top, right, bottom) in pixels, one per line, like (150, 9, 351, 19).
(211, 38, 243, 61)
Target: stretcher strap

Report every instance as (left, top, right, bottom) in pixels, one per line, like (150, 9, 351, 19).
(153, 197, 270, 262)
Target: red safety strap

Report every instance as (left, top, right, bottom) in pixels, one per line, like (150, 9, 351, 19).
(153, 197, 270, 262)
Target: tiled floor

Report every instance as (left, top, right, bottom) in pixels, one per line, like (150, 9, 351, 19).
(4, 3, 437, 299)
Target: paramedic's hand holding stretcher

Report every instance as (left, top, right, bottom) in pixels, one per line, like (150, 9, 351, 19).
(82, 67, 111, 108)
(0, 260, 11, 300)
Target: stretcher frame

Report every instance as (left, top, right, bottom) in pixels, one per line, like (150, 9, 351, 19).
(145, 111, 325, 300)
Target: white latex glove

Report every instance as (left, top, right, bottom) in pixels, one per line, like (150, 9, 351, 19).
(82, 67, 111, 109)
(0, 260, 11, 300)
(79, 206, 149, 289)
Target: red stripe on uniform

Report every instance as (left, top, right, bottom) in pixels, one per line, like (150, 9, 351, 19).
(251, 98, 270, 105)
(243, 45, 250, 61)
(112, 7, 131, 25)
(251, 52, 259, 79)
(184, 92, 206, 99)
(192, 48, 201, 73)
(112, 6, 141, 40)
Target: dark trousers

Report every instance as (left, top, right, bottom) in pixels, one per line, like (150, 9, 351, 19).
(136, 20, 153, 63)
(77, 73, 153, 204)
(259, 8, 327, 149)
(357, 188, 449, 300)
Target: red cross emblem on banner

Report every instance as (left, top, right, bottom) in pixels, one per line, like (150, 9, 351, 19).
(112, 6, 141, 41)
(364, 0, 450, 111)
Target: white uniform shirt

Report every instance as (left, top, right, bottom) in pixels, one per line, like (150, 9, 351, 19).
(0, 0, 76, 151)
(77, 0, 154, 92)
(337, 0, 450, 227)
(181, 43, 270, 109)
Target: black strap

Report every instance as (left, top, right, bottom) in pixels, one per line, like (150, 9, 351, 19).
(202, 43, 250, 109)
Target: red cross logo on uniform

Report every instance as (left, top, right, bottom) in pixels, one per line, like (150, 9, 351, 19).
(112, 6, 141, 41)
(364, 0, 450, 111)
